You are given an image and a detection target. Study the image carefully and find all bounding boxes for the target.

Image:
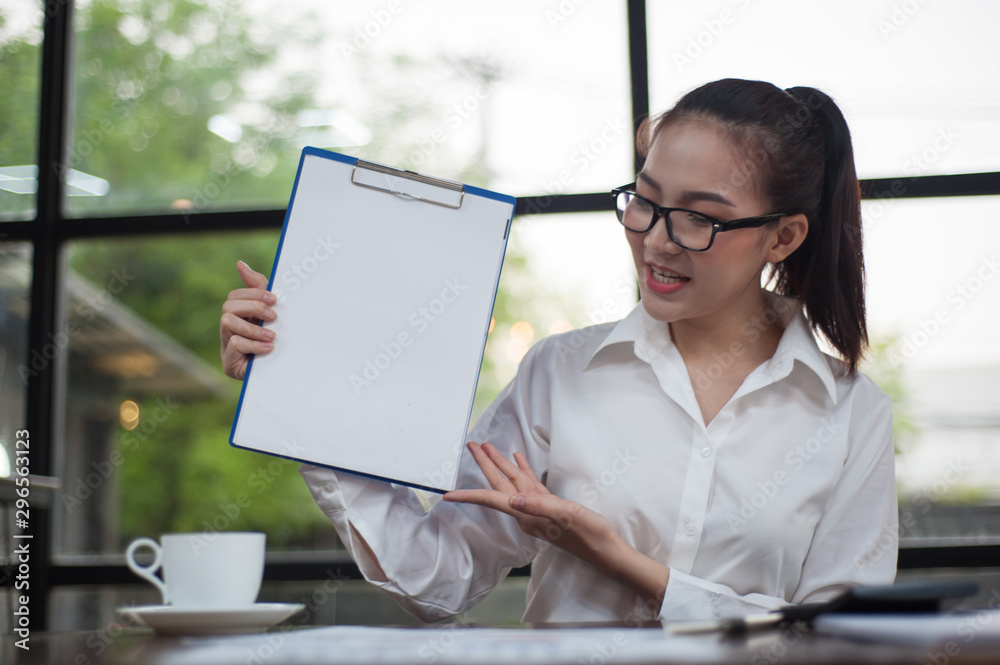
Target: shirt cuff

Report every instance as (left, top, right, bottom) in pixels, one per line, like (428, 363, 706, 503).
(659, 568, 788, 623)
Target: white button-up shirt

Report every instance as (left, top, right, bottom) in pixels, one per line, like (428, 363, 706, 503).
(301, 299, 897, 624)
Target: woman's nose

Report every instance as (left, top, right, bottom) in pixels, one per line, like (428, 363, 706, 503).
(644, 216, 684, 254)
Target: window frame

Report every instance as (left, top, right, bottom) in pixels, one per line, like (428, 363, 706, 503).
(4, 0, 1000, 629)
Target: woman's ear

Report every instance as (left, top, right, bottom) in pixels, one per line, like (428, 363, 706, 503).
(766, 214, 808, 263)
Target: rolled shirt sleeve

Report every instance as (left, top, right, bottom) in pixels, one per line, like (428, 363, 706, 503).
(300, 343, 553, 623)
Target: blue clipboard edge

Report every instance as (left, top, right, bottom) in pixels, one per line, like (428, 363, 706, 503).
(228, 146, 516, 494)
(229, 445, 461, 495)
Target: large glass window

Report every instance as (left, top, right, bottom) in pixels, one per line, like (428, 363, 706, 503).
(66, 0, 631, 219)
(475, 211, 637, 417)
(862, 197, 1000, 544)
(0, 241, 31, 635)
(53, 215, 633, 558)
(644, 0, 1000, 547)
(0, 3, 43, 220)
(10, 0, 1000, 634)
(646, 0, 1000, 179)
(0, 242, 32, 476)
(55, 232, 347, 557)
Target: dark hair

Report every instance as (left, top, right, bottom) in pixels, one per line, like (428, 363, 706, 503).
(639, 78, 867, 374)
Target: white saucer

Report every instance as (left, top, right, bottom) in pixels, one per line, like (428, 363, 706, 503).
(118, 603, 305, 636)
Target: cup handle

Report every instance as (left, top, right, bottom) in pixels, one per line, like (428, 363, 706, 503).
(126, 537, 169, 604)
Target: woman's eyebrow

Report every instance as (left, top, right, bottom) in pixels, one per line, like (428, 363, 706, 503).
(680, 190, 736, 207)
(636, 171, 661, 191)
(637, 172, 736, 207)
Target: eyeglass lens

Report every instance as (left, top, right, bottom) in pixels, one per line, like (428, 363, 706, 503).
(615, 191, 715, 251)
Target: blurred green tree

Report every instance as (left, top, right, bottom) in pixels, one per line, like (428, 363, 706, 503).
(56, 0, 542, 549)
(863, 334, 920, 453)
(0, 11, 41, 220)
(5, 0, 581, 551)
(66, 0, 317, 215)
(57, 0, 327, 547)
(68, 232, 341, 548)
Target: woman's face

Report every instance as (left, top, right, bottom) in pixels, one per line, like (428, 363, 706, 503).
(627, 119, 781, 328)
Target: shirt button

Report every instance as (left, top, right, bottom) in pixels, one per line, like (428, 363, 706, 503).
(684, 522, 696, 537)
(701, 447, 711, 458)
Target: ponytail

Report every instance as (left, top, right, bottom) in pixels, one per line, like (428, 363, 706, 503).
(644, 79, 868, 374)
(779, 87, 867, 374)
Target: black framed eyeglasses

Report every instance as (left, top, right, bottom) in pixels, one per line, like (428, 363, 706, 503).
(611, 185, 786, 252)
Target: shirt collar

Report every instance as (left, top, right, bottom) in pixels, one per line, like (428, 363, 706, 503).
(585, 302, 670, 367)
(584, 296, 840, 403)
(766, 300, 840, 403)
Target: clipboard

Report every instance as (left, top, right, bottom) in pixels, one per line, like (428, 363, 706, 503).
(230, 147, 514, 492)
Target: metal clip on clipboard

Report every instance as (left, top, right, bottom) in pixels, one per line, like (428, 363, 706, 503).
(351, 160, 465, 210)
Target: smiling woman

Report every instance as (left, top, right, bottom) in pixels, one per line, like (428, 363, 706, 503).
(9, 0, 997, 635)
(221, 78, 897, 625)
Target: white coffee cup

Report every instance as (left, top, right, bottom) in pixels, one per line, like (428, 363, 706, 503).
(125, 532, 266, 609)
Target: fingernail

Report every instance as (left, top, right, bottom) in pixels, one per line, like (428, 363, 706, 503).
(239, 260, 251, 271)
(262, 329, 275, 341)
(510, 495, 526, 510)
(264, 293, 277, 305)
(265, 307, 276, 319)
